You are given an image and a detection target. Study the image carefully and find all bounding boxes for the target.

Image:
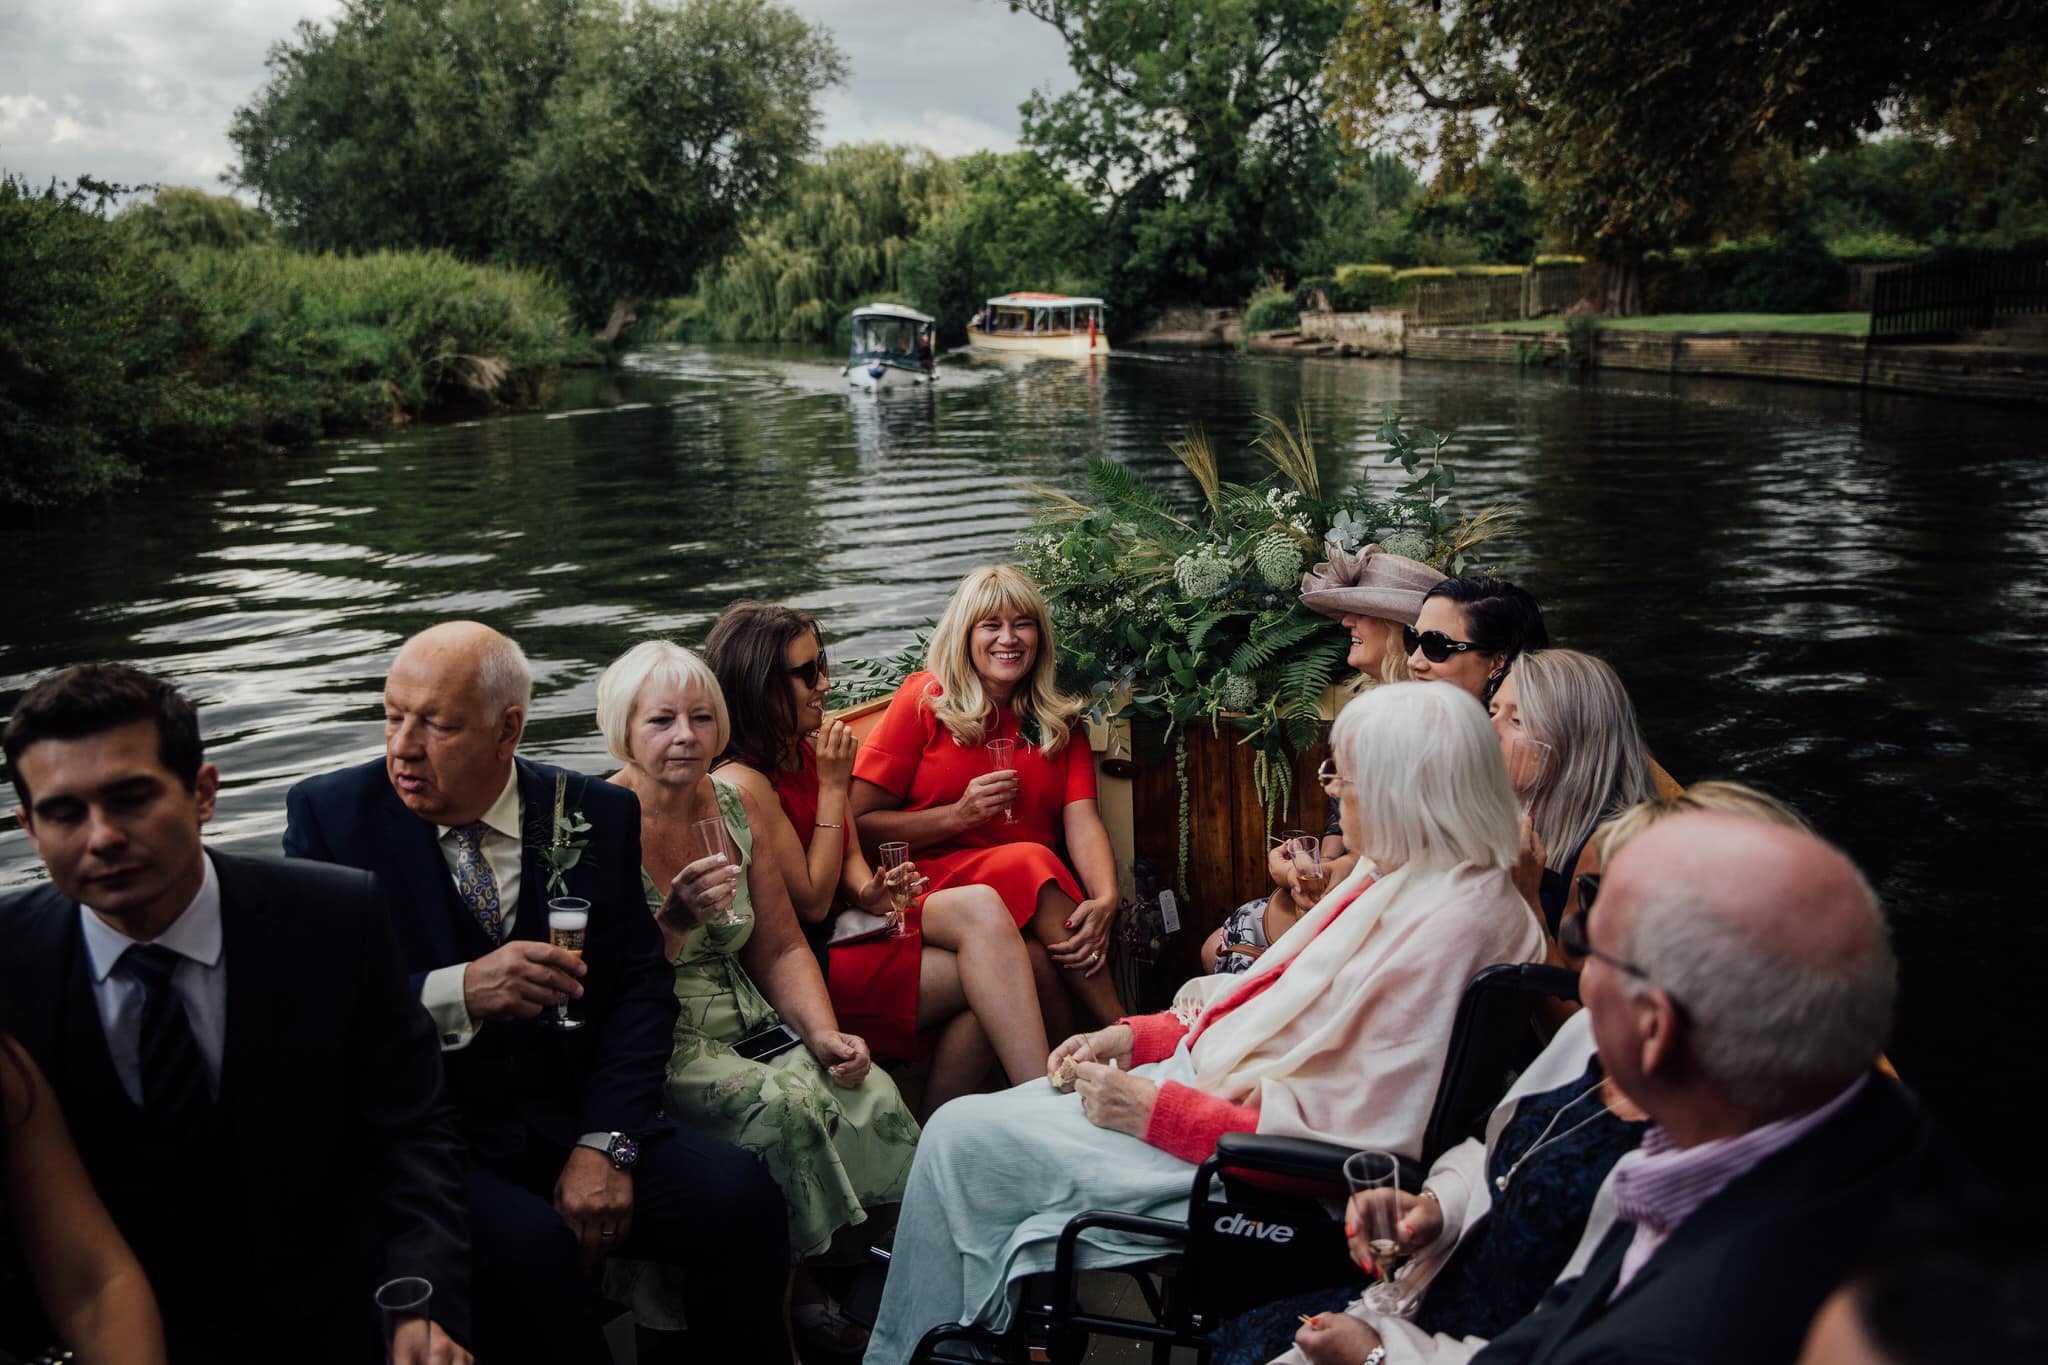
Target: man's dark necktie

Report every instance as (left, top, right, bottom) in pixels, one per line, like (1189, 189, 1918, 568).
(121, 943, 211, 1125)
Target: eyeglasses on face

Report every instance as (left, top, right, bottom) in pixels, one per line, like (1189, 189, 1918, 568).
(787, 650, 828, 688)
(1558, 891, 1691, 1026)
(1401, 626, 1482, 664)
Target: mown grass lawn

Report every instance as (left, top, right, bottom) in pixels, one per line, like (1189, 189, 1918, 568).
(1475, 313, 1870, 335)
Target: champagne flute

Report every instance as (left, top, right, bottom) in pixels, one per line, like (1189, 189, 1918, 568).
(878, 841, 915, 939)
(545, 897, 589, 1031)
(985, 738, 1019, 822)
(1343, 1150, 1417, 1315)
(1504, 735, 1556, 818)
(375, 1276, 433, 1364)
(693, 816, 745, 928)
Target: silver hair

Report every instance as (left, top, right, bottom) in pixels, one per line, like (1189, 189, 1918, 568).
(1512, 650, 1655, 874)
(1329, 681, 1520, 875)
(476, 633, 534, 713)
(1618, 868, 1897, 1113)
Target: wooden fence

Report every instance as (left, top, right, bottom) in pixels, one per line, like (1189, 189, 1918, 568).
(1408, 266, 1583, 325)
(1870, 250, 2048, 343)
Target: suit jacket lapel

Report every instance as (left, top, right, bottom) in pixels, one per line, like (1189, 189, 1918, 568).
(1527, 1219, 1633, 1364)
(211, 853, 280, 1198)
(379, 778, 465, 965)
(515, 757, 551, 942)
(46, 907, 136, 1124)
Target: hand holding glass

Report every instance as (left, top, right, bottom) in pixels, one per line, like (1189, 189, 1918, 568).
(693, 817, 744, 927)
(1282, 830, 1327, 901)
(985, 739, 1018, 822)
(1505, 735, 1556, 817)
(376, 1276, 434, 1364)
(877, 841, 916, 938)
(545, 898, 589, 1031)
(1344, 1149, 1419, 1316)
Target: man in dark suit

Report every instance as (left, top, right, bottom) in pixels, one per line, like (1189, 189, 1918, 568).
(283, 620, 790, 1365)
(1, 663, 470, 1364)
(1293, 812, 1968, 1365)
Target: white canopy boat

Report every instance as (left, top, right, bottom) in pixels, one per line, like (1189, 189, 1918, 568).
(844, 303, 938, 392)
(967, 293, 1110, 357)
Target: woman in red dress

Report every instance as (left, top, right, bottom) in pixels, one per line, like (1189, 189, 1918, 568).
(851, 565, 1125, 1029)
(705, 603, 1050, 1118)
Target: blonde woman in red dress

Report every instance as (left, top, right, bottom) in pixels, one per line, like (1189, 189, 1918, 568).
(851, 565, 1124, 1030)
(705, 603, 1051, 1118)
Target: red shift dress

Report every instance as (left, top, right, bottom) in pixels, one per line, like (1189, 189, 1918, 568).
(771, 743, 927, 1061)
(852, 671, 1094, 929)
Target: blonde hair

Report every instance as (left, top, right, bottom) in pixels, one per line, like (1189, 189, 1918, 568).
(924, 565, 1083, 755)
(1511, 650, 1655, 873)
(1594, 779, 1811, 866)
(1328, 681, 1520, 876)
(595, 640, 729, 767)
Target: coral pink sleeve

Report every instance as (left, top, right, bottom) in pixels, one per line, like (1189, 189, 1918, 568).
(852, 673, 935, 799)
(1143, 1081, 1260, 1165)
(1118, 1012, 1190, 1065)
(1062, 729, 1099, 804)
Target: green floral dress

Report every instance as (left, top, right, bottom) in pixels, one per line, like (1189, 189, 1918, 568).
(610, 779, 918, 1318)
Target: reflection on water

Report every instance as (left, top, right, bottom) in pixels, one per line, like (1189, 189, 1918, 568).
(3, 344, 2043, 1181)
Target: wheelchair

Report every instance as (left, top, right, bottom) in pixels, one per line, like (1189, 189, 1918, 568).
(907, 962, 1581, 1365)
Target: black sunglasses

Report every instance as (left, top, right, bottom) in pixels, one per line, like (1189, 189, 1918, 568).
(1402, 626, 1482, 664)
(787, 650, 828, 688)
(1558, 891, 1691, 1025)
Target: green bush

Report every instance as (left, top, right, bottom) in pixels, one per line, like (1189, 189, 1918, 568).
(119, 187, 273, 252)
(1533, 253, 1585, 266)
(2, 176, 589, 509)
(1825, 231, 1928, 262)
(1242, 285, 1301, 333)
(1641, 230, 1850, 313)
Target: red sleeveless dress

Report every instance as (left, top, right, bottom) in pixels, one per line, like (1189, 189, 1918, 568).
(772, 744, 926, 1060)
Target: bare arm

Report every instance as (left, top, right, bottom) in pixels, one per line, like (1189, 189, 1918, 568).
(2, 1042, 166, 1365)
(735, 789, 843, 1047)
(852, 776, 972, 853)
(717, 761, 837, 924)
(1062, 798, 1119, 906)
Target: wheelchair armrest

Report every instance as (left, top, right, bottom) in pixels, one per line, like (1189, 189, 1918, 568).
(1213, 1133, 1429, 1192)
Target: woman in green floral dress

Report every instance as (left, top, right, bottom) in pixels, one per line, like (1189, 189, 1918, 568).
(595, 641, 919, 1340)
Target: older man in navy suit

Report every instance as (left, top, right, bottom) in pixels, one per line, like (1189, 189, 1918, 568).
(285, 621, 789, 1365)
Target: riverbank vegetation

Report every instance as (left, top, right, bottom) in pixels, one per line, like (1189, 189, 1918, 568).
(1, 178, 586, 509)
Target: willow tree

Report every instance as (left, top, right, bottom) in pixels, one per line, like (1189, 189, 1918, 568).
(692, 144, 962, 341)
(1327, 0, 2032, 313)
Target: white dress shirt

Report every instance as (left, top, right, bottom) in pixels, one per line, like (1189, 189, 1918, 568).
(419, 766, 523, 1051)
(77, 850, 228, 1107)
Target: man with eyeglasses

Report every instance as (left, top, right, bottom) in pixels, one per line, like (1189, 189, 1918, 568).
(1461, 811, 1970, 1365)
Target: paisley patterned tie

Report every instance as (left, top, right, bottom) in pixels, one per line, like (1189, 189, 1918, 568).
(451, 820, 504, 942)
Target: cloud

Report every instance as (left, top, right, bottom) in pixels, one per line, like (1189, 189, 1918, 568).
(0, 0, 1073, 194)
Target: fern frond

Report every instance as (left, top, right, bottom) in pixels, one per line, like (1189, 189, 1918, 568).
(1229, 615, 1320, 674)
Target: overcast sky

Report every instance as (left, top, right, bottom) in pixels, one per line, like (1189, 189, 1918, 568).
(0, 0, 1076, 194)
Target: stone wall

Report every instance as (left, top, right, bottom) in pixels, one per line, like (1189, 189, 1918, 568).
(1298, 310, 1405, 355)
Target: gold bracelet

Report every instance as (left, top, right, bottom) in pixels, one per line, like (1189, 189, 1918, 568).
(814, 821, 844, 830)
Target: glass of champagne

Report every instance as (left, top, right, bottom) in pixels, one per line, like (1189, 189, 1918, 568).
(1285, 831, 1328, 903)
(878, 841, 915, 939)
(693, 816, 745, 928)
(375, 1276, 433, 1364)
(985, 738, 1019, 823)
(545, 897, 589, 1031)
(1505, 735, 1556, 818)
(1344, 1150, 1417, 1315)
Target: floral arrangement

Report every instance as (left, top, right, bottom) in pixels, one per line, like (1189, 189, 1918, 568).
(1019, 405, 1510, 851)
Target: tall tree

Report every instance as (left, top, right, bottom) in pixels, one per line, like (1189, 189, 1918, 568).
(228, 0, 842, 328)
(1328, 0, 2040, 313)
(1012, 0, 1351, 310)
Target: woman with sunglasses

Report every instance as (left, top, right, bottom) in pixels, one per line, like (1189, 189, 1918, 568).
(1405, 577, 1550, 703)
(1200, 543, 1448, 975)
(1487, 650, 1657, 938)
(851, 566, 1124, 1031)
(1262, 782, 1815, 1365)
(704, 602, 1051, 1119)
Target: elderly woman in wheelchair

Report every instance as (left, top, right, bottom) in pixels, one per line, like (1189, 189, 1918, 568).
(861, 682, 1545, 1364)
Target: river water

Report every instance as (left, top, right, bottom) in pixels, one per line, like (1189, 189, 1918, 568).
(3, 345, 2042, 1182)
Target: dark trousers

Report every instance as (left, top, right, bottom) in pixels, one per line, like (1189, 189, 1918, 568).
(468, 1128, 792, 1365)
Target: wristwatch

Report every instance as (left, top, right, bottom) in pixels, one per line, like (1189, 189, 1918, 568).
(576, 1131, 640, 1170)
(1362, 1349, 1387, 1365)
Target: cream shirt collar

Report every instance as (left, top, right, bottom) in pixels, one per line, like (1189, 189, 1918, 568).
(436, 765, 521, 843)
(79, 849, 224, 982)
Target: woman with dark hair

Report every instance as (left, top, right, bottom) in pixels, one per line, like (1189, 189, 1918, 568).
(705, 603, 1050, 1119)
(1404, 577, 1549, 704)
(3, 1030, 167, 1363)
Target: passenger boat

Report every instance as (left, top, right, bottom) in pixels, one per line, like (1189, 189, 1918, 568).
(968, 292, 1111, 357)
(844, 303, 938, 392)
